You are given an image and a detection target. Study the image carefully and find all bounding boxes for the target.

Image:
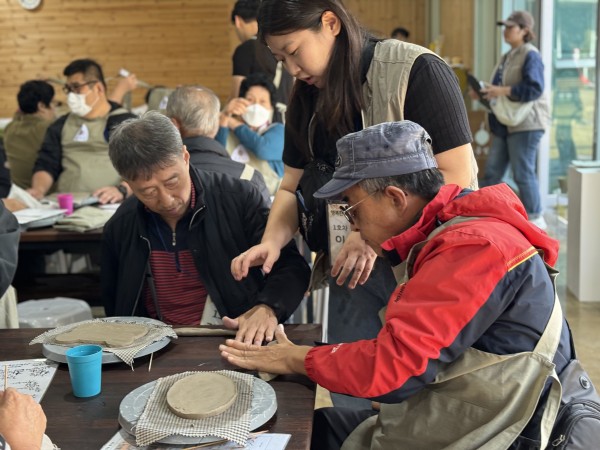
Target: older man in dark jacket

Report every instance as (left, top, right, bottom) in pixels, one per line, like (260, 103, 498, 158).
(166, 85, 271, 204)
(102, 111, 310, 345)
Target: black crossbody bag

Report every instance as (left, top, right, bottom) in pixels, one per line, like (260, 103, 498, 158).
(547, 327, 600, 449)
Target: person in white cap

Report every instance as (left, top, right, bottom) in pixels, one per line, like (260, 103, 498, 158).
(477, 10, 550, 230)
(222, 121, 580, 450)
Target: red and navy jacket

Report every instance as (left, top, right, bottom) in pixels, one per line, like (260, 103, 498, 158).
(305, 184, 572, 405)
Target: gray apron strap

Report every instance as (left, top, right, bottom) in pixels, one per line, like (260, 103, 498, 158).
(384, 215, 563, 448)
(533, 265, 564, 447)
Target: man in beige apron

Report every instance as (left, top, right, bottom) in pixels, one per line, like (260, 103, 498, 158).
(27, 58, 134, 204)
(220, 121, 578, 449)
(3, 80, 56, 190)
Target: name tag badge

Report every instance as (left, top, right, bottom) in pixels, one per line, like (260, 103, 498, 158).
(231, 145, 250, 163)
(73, 124, 89, 142)
(327, 202, 351, 265)
(158, 95, 169, 110)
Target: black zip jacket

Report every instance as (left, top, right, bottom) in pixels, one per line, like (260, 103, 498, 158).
(183, 135, 271, 204)
(101, 167, 310, 322)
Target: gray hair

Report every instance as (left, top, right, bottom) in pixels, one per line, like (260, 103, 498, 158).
(358, 169, 445, 201)
(108, 111, 184, 181)
(166, 86, 221, 138)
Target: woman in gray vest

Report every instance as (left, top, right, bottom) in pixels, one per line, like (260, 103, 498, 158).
(230, 0, 476, 356)
(479, 10, 550, 229)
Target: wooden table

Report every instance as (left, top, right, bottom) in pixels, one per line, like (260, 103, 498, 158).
(1, 324, 321, 449)
(15, 227, 104, 304)
(18, 225, 103, 253)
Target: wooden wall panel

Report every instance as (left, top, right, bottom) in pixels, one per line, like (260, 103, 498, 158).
(346, 0, 427, 46)
(0, 1, 473, 118)
(439, 0, 474, 69)
(0, 0, 237, 117)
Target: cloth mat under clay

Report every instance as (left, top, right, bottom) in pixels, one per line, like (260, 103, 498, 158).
(135, 370, 254, 446)
(29, 318, 177, 366)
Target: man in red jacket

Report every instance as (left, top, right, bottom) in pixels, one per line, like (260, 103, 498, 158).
(223, 120, 577, 450)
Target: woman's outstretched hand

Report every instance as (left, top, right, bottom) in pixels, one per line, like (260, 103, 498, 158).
(231, 241, 282, 280)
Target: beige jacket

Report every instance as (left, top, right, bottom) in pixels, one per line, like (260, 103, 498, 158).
(492, 42, 550, 133)
(362, 40, 478, 189)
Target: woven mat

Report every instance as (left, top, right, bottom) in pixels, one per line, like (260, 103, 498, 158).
(29, 318, 177, 366)
(135, 370, 254, 446)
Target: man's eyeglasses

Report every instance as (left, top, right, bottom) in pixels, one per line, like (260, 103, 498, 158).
(62, 80, 98, 94)
(339, 191, 376, 225)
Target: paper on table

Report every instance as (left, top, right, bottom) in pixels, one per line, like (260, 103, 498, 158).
(13, 208, 66, 228)
(7, 183, 44, 209)
(2, 359, 58, 402)
(97, 203, 121, 211)
(101, 429, 291, 450)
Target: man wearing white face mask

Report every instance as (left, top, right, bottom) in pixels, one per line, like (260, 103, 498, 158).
(218, 73, 284, 195)
(27, 59, 135, 204)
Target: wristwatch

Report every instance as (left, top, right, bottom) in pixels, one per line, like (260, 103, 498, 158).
(0, 433, 9, 450)
(115, 184, 128, 200)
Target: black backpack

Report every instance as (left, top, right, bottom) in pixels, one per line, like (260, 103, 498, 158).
(547, 332, 600, 449)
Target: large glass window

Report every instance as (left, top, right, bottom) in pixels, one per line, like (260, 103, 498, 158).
(550, 0, 597, 192)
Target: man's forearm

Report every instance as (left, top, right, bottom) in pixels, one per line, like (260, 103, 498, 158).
(288, 346, 311, 376)
(29, 171, 54, 199)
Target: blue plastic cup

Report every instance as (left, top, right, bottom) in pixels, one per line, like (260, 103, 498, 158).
(65, 344, 103, 398)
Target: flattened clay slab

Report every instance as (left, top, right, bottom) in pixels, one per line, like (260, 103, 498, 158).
(166, 372, 238, 419)
(54, 322, 150, 348)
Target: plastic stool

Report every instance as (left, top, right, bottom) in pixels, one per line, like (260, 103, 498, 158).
(17, 297, 93, 328)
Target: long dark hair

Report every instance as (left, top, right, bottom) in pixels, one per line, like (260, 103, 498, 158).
(258, 0, 366, 158)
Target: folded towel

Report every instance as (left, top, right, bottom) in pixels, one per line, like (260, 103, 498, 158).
(53, 206, 114, 232)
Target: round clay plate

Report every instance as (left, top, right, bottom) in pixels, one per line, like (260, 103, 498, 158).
(42, 316, 173, 364)
(118, 376, 277, 445)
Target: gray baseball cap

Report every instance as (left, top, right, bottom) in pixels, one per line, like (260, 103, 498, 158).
(497, 10, 534, 30)
(314, 121, 437, 199)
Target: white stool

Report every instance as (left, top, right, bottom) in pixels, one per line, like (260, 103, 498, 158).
(17, 297, 93, 328)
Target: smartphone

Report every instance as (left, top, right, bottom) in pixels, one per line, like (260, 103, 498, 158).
(467, 74, 491, 110)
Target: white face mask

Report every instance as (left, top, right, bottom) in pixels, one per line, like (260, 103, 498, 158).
(242, 104, 272, 128)
(67, 92, 92, 117)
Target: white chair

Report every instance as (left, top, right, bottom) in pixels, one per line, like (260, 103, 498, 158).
(0, 286, 19, 328)
(17, 297, 93, 328)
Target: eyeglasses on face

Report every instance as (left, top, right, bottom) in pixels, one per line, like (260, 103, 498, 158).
(339, 191, 377, 225)
(62, 80, 98, 94)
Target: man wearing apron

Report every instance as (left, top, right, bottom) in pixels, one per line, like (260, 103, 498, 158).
(222, 121, 581, 449)
(28, 59, 135, 204)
